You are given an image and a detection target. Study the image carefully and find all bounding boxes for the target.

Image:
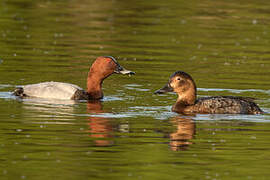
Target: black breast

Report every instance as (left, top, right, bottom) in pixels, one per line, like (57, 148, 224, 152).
(71, 89, 89, 100)
(193, 96, 263, 114)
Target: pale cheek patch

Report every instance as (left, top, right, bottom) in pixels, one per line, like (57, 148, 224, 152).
(170, 82, 176, 89)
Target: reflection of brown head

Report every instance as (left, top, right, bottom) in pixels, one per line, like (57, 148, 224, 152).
(87, 101, 113, 147)
(169, 116, 196, 151)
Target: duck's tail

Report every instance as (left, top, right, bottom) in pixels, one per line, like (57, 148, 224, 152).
(13, 87, 25, 97)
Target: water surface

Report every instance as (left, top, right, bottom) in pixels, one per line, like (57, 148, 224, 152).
(0, 0, 270, 179)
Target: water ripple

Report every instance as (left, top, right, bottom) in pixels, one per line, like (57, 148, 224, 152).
(198, 88, 270, 95)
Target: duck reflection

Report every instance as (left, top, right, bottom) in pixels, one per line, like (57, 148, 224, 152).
(21, 97, 76, 117)
(87, 101, 114, 147)
(169, 116, 196, 151)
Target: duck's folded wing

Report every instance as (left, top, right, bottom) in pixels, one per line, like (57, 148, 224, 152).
(194, 96, 262, 114)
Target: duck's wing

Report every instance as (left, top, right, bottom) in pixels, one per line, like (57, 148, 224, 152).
(193, 96, 262, 114)
(22, 82, 83, 100)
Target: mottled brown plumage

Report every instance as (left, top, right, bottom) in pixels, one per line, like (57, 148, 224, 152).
(155, 71, 263, 114)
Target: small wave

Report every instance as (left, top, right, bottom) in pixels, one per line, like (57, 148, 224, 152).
(198, 88, 270, 94)
(0, 84, 13, 89)
(0, 92, 16, 99)
(81, 105, 176, 120)
(124, 84, 150, 92)
(124, 84, 143, 87)
(194, 113, 270, 122)
(81, 104, 270, 122)
(102, 96, 123, 101)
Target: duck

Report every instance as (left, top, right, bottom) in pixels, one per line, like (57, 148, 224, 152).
(13, 56, 135, 100)
(154, 71, 263, 114)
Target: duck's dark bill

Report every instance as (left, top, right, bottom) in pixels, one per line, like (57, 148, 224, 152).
(120, 68, 135, 75)
(115, 67, 135, 75)
(154, 84, 173, 94)
(112, 57, 135, 75)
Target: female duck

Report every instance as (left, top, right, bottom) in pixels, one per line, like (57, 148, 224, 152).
(155, 71, 263, 114)
(13, 56, 135, 100)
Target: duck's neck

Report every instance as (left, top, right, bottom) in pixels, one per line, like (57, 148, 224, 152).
(87, 73, 104, 100)
(173, 87, 197, 112)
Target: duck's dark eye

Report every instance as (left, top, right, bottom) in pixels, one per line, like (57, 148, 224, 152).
(177, 77, 181, 81)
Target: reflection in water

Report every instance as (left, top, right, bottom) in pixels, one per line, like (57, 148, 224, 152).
(169, 116, 196, 151)
(87, 101, 114, 147)
(21, 98, 76, 120)
(20, 97, 77, 122)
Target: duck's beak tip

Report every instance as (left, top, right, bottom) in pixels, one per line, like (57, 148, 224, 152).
(118, 69, 135, 75)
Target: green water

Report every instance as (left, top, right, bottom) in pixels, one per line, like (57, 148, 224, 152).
(0, 0, 270, 179)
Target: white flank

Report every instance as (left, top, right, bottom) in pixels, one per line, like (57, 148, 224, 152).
(23, 82, 83, 100)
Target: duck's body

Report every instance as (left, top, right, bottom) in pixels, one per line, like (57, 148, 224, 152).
(173, 96, 262, 114)
(14, 82, 88, 100)
(13, 56, 134, 100)
(155, 71, 263, 115)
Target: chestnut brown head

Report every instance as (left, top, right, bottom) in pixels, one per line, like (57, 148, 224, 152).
(87, 56, 135, 100)
(89, 56, 135, 79)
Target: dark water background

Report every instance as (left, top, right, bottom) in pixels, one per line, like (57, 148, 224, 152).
(0, 0, 270, 179)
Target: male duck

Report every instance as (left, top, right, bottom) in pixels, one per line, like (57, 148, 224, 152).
(13, 56, 135, 100)
(155, 71, 263, 114)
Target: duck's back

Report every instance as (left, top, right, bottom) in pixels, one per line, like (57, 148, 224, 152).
(190, 96, 263, 114)
(22, 82, 83, 99)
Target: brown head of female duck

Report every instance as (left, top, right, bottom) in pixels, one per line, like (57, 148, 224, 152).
(155, 71, 263, 114)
